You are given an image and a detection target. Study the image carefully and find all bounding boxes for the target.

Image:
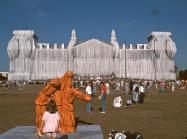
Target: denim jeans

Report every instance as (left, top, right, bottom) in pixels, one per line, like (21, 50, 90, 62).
(86, 102, 92, 112)
(101, 94, 106, 112)
(132, 91, 139, 102)
(93, 86, 97, 94)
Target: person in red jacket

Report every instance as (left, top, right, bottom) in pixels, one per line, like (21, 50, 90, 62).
(100, 82, 107, 113)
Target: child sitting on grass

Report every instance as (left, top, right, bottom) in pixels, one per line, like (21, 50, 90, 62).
(124, 99, 133, 108)
(37, 99, 60, 139)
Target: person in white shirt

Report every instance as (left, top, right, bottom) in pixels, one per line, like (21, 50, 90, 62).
(139, 83, 144, 94)
(139, 83, 146, 104)
(80, 80, 83, 88)
(121, 80, 124, 88)
(86, 82, 92, 112)
(113, 96, 122, 108)
(132, 83, 139, 103)
(105, 82, 110, 95)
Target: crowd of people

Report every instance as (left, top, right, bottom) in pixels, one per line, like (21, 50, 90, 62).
(1, 74, 187, 139)
(71, 74, 187, 115)
(1, 76, 187, 113)
(72, 74, 187, 92)
(1, 76, 187, 93)
(83, 78, 148, 114)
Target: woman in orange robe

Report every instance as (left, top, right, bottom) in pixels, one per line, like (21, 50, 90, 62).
(35, 71, 91, 134)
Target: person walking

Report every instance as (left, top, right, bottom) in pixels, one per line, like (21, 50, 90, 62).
(124, 81, 129, 96)
(116, 81, 121, 93)
(132, 82, 139, 103)
(86, 82, 92, 112)
(129, 80, 133, 94)
(92, 80, 97, 95)
(139, 83, 145, 104)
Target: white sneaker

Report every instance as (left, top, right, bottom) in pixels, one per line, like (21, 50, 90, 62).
(100, 111, 106, 114)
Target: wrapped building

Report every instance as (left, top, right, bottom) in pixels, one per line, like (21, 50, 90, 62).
(7, 29, 177, 80)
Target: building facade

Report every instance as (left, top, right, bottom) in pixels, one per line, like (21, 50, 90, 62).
(7, 29, 177, 80)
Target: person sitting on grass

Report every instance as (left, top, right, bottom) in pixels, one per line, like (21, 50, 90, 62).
(113, 96, 123, 108)
(124, 99, 133, 108)
(37, 100, 60, 139)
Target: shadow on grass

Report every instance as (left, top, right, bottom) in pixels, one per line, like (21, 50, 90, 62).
(0, 93, 8, 96)
(0, 94, 20, 97)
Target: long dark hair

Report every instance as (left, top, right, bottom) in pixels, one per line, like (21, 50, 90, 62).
(46, 99, 58, 114)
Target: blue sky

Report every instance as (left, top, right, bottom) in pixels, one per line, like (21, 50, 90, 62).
(0, 0, 186, 71)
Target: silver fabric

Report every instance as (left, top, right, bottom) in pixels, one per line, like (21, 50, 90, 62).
(7, 30, 177, 80)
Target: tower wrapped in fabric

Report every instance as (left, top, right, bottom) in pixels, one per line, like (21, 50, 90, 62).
(7, 29, 177, 80)
(147, 32, 177, 80)
(7, 30, 37, 80)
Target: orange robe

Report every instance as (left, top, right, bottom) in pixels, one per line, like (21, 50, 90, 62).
(35, 71, 91, 133)
(35, 78, 61, 129)
(54, 88, 90, 133)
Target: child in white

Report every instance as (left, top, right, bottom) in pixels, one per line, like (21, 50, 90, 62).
(40, 100, 60, 139)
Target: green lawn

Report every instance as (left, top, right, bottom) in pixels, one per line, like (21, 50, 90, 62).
(0, 85, 187, 139)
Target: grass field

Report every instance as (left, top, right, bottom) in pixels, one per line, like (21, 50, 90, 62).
(0, 85, 187, 139)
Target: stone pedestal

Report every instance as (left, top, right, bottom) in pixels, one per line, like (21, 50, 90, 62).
(0, 125, 103, 139)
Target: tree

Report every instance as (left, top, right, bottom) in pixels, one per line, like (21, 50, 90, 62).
(179, 69, 187, 80)
(0, 73, 7, 81)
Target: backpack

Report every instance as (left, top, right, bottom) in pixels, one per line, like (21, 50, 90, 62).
(135, 86, 139, 92)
